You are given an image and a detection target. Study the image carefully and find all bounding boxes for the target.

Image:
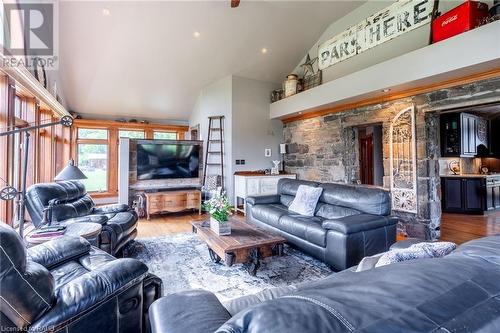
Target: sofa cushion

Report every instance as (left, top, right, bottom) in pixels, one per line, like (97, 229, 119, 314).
(279, 215, 327, 247)
(278, 179, 320, 197)
(319, 183, 391, 216)
(50, 261, 90, 290)
(51, 194, 95, 222)
(314, 202, 361, 219)
(251, 204, 289, 228)
(280, 195, 294, 207)
(322, 214, 398, 234)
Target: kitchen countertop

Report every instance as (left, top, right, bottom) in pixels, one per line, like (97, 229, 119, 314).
(440, 173, 500, 178)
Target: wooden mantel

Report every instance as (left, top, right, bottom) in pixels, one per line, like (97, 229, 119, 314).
(271, 20, 500, 123)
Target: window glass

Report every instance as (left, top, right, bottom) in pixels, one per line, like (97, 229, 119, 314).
(77, 144, 108, 192)
(119, 130, 145, 139)
(153, 131, 177, 140)
(77, 128, 108, 139)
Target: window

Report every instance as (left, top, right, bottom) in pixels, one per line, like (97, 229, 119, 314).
(76, 128, 109, 192)
(78, 128, 108, 139)
(153, 131, 177, 140)
(77, 144, 108, 192)
(119, 130, 145, 139)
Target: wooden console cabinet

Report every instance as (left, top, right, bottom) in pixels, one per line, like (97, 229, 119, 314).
(234, 172, 297, 215)
(144, 189, 201, 220)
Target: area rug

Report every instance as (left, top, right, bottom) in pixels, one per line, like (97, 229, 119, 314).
(128, 233, 332, 301)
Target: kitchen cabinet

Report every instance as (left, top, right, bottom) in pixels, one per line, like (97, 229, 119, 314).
(441, 177, 485, 214)
(486, 176, 500, 211)
(440, 113, 487, 157)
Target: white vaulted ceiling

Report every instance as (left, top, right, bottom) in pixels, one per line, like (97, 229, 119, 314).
(58, 1, 365, 121)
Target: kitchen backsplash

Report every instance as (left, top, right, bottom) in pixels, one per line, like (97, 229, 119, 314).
(439, 157, 500, 175)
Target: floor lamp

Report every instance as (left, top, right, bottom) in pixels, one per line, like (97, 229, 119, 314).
(0, 115, 73, 238)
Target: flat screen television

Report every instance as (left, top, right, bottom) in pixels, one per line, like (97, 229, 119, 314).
(136, 142, 201, 180)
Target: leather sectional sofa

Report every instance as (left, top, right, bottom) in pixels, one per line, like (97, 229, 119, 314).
(0, 223, 162, 333)
(26, 181, 138, 255)
(149, 235, 500, 333)
(246, 179, 398, 270)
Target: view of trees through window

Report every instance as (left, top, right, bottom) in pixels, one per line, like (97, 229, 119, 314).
(154, 131, 177, 140)
(77, 128, 109, 192)
(119, 130, 145, 139)
(78, 128, 108, 139)
(78, 144, 108, 192)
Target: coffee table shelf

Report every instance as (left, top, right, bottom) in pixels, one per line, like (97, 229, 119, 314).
(191, 217, 285, 276)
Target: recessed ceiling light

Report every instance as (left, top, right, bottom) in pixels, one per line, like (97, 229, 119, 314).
(261, 48, 268, 54)
(193, 31, 201, 38)
(298, 111, 303, 115)
(381, 88, 391, 93)
(102, 8, 111, 16)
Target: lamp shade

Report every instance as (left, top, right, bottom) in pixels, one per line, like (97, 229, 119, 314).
(54, 159, 87, 181)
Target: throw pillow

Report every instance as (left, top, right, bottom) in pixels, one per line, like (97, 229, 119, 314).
(288, 185, 323, 216)
(355, 253, 385, 272)
(375, 241, 457, 268)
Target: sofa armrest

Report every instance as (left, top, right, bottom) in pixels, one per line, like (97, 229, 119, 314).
(149, 290, 231, 333)
(93, 203, 130, 215)
(27, 236, 91, 269)
(29, 258, 148, 332)
(246, 195, 280, 206)
(322, 214, 398, 234)
(58, 214, 109, 226)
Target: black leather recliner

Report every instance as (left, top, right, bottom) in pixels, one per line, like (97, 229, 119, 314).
(246, 179, 398, 271)
(0, 223, 162, 333)
(26, 181, 138, 255)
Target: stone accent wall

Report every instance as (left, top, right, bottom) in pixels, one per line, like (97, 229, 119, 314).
(283, 77, 500, 239)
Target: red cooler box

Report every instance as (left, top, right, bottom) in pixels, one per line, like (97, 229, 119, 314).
(432, 1, 489, 43)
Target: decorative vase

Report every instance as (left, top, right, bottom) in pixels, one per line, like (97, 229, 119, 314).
(210, 216, 231, 236)
(284, 74, 298, 97)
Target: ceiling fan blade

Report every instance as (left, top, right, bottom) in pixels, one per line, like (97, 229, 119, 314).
(231, 0, 240, 8)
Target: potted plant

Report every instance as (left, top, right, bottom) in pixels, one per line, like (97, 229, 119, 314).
(203, 193, 233, 236)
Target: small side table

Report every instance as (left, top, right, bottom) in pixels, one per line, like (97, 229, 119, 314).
(25, 222, 102, 247)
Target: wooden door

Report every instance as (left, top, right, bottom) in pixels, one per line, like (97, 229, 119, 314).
(359, 134, 374, 185)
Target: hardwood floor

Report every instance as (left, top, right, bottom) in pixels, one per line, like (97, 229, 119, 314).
(137, 211, 500, 245)
(440, 211, 500, 244)
(137, 212, 207, 238)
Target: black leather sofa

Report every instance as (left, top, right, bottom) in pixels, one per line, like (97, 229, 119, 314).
(0, 223, 161, 333)
(149, 235, 500, 333)
(26, 181, 138, 255)
(246, 179, 398, 270)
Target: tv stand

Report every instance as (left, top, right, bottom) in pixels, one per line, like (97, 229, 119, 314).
(144, 189, 201, 220)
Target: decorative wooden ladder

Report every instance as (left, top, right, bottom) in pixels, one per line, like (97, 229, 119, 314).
(203, 116, 225, 190)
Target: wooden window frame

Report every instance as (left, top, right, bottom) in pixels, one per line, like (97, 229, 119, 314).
(71, 119, 188, 199)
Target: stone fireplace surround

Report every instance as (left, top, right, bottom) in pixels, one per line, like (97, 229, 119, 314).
(283, 77, 500, 240)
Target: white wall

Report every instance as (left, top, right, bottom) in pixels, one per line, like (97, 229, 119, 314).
(292, 0, 491, 84)
(189, 76, 283, 201)
(189, 76, 234, 198)
(232, 76, 282, 174)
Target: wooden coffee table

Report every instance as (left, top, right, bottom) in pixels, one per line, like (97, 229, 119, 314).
(191, 217, 286, 276)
